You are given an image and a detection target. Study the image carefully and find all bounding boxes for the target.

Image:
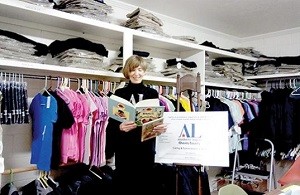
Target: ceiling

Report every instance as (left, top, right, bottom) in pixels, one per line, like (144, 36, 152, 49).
(118, 0, 300, 38)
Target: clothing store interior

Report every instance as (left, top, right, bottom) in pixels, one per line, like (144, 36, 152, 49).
(1, 0, 300, 194)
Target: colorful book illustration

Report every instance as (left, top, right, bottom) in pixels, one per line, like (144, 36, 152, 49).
(141, 117, 164, 142)
(108, 94, 164, 126)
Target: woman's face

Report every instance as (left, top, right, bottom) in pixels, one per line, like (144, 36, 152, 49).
(129, 65, 145, 84)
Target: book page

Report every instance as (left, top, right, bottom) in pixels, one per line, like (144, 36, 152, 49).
(135, 98, 160, 107)
(108, 95, 135, 122)
(141, 118, 164, 142)
(109, 94, 134, 107)
(108, 95, 162, 123)
(135, 106, 164, 126)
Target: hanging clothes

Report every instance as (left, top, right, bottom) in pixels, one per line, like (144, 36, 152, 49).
(29, 93, 58, 171)
(0, 182, 19, 195)
(0, 74, 29, 125)
(256, 87, 299, 157)
(49, 90, 75, 170)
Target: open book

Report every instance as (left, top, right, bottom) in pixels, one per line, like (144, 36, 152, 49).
(141, 117, 164, 142)
(108, 94, 164, 126)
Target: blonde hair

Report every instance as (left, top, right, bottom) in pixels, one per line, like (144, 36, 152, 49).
(122, 55, 147, 79)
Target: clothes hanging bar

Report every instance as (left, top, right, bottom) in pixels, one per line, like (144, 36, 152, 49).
(2, 166, 37, 175)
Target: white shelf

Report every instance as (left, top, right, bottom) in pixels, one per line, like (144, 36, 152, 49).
(205, 81, 262, 91)
(143, 75, 176, 85)
(1, 59, 265, 89)
(0, 59, 124, 80)
(0, 0, 124, 40)
(199, 45, 257, 61)
(0, 59, 179, 84)
(244, 73, 300, 80)
(132, 30, 201, 52)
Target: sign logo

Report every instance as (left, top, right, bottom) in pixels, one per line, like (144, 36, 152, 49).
(179, 123, 198, 138)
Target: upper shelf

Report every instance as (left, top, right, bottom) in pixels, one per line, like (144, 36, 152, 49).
(199, 45, 258, 61)
(244, 72, 300, 80)
(0, 0, 124, 40)
(132, 30, 201, 52)
(205, 81, 262, 91)
(0, 59, 124, 80)
(0, 59, 178, 85)
(0, 0, 260, 60)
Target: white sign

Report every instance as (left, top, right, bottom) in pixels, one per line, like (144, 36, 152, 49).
(155, 111, 229, 167)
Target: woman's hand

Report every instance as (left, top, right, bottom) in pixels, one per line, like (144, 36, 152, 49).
(153, 123, 167, 135)
(119, 121, 137, 132)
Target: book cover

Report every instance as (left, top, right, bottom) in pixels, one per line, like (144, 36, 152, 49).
(141, 117, 164, 142)
(108, 94, 164, 124)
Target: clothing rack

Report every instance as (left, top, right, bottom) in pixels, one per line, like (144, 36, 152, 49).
(205, 87, 261, 100)
(0, 72, 121, 93)
(0, 72, 121, 84)
(2, 166, 37, 175)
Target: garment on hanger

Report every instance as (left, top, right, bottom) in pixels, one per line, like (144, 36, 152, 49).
(49, 90, 75, 170)
(0, 74, 30, 125)
(256, 87, 300, 158)
(30, 93, 58, 171)
(0, 182, 19, 195)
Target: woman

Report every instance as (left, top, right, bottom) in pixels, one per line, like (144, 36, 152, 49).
(105, 55, 167, 195)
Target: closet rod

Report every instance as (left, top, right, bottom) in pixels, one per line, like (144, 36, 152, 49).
(2, 166, 37, 175)
(12, 74, 77, 82)
(1, 73, 115, 82)
(1, 73, 72, 81)
(0, 70, 124, 82)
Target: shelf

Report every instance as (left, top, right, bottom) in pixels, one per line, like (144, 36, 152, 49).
(200, 45, 257, 61)
(143, 75, 176, 85)
(0, 59, 179, 85)
(205, 81, 262, 91)
(132, 30, 202, 52)
(244, 73, 300, 80)
(0, 0, 124, 40)
(0, 59, 124, 80)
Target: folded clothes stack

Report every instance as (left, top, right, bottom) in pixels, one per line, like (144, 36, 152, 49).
(166, 58, 198, 70)
(123, 7, 168, 37)
(0, 29, 48, 63)
(48, 37, 108, 70)
(53, 0, 113, 22)
(160, 58, 198, 78)
(171, 35, 198, 44)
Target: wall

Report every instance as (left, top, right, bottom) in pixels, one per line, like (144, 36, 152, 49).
(241, 28, 300, 57)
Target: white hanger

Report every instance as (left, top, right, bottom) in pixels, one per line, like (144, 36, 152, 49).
(205, 89, 211, 98)
(293, 79, 297, 89)
(39, 76, 51, 96)
(76, 78, 83, 94)
(290, 79, 300, 96)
